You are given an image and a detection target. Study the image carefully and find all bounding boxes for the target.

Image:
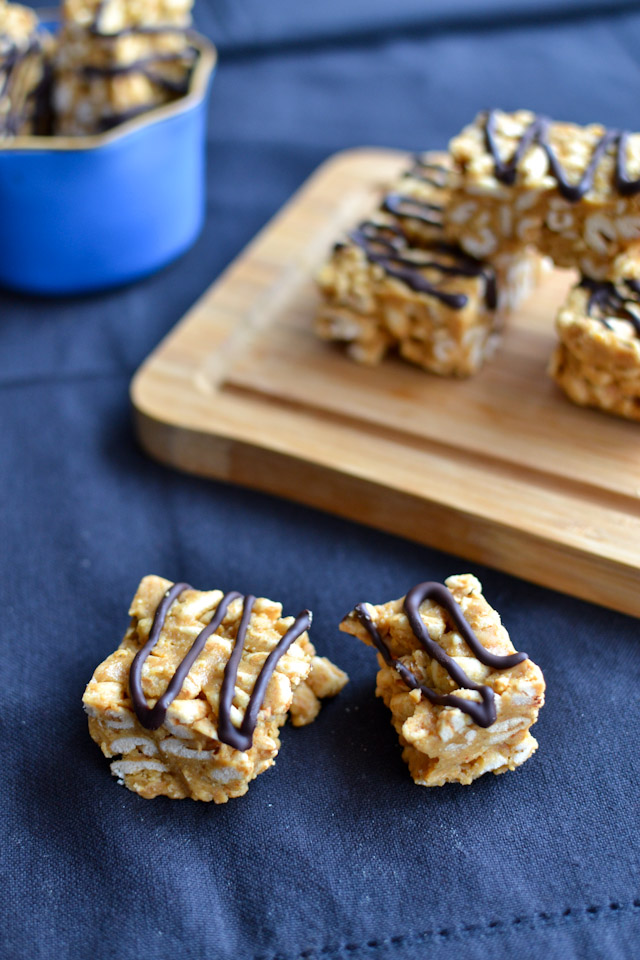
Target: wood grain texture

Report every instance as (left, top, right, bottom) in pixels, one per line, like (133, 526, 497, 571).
(131, 148, 640, 617)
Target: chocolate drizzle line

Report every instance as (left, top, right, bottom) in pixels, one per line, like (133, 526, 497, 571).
(382, 192, 443, 227)
(354, 581, 527, 728)
(485, 109, 640, 201)
(82, 47, 197, 81)
(129, 583, 312, 750)
(407, 155, 450, 187)
(348, 221, 497, 310)
(219, 605, 313, 751)
(580, 277, 640, 337)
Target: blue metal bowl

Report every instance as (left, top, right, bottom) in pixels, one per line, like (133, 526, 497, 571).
(0, 31, 216, 295)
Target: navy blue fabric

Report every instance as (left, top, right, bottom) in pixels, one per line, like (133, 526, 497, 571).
(2, 3, 640, 958)
(194, 0, 640, 54)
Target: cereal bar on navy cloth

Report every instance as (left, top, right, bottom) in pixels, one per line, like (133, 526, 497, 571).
(54, 0, 197, 135)
(82, 576, 348, 801)
(341, 574, 545, 787)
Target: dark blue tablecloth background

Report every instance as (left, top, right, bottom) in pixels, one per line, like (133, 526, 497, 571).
(2, 2, 640, 958)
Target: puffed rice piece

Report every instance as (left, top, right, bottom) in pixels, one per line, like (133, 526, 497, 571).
(550, 278, 640, 420)
(340, 574, 545, 787)
(83, 575, 348, 801)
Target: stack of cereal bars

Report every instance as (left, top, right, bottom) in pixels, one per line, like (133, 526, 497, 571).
(54, 0, 197, 134)
(317, 110, 640, 420)
(0, 0, 198, 140)
(0, 0, 52, 138)
(316, 152, 544, 377)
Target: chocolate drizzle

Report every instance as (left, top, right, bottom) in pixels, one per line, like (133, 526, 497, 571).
(382, 192, 443, 228)
(407, 155, 450, 187)
(129, 583, 312, 750)
(218, 603, 313, 751)
(354, 581, 527, 728)
(580, 277, 640, 336)
(82, 47, 196, 82)
(485, 109, 640, 201)
(347, 221, 497, 310)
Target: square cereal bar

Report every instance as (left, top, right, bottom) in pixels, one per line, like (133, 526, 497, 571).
(550, 278, 640, 420)
(316, 216, 542, 375)
(341, 575, 545, 787)
(83, 576, 348, 802)
(446, 109, 640, 280)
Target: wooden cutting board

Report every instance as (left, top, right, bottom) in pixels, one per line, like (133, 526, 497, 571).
(131, 148, 640, 618)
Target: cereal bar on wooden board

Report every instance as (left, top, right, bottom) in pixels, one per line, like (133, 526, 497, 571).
(316, 216, 543, 375)
(341, 575, 545, 787)
(0, 1, 52, 138)
(446, 109, 640, 280)
(316, 146, 544, 375)
(54, 0, 196, 134)
(83, 576, 348, 801)
(550, 278, 640, 420)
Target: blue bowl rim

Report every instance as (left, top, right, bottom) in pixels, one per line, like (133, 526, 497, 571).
(2, 24, 217, 153)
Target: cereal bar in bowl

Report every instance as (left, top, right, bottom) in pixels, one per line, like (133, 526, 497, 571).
(54, 0, 197, 134)
(0, 1, 53, 138)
